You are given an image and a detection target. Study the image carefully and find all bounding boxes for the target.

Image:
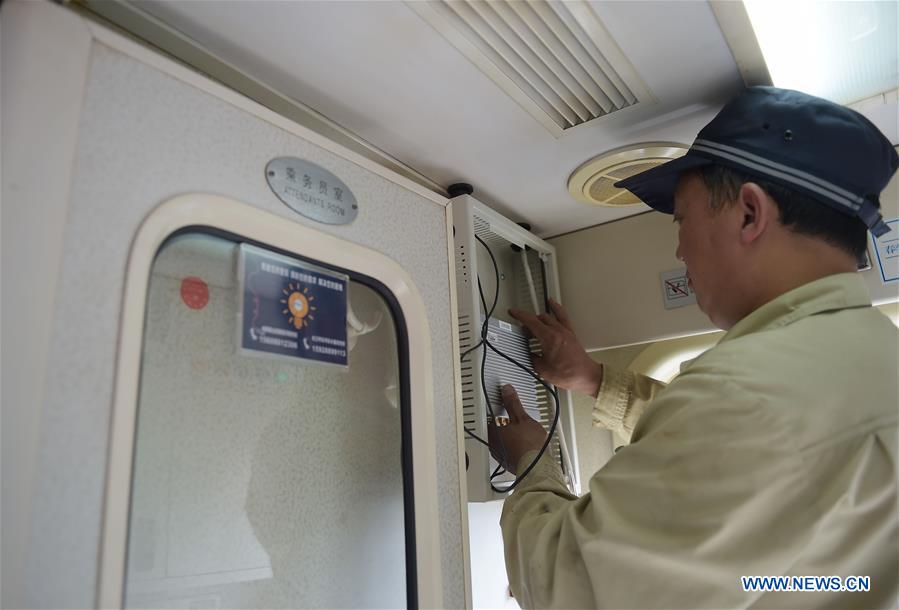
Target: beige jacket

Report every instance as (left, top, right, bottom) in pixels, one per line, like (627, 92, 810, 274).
(501, 272, 898, 609)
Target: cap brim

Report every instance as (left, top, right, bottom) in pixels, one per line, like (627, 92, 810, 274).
(614, 153, 712, 214)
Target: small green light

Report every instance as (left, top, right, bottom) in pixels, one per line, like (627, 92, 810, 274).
(276, 371, 289, 383)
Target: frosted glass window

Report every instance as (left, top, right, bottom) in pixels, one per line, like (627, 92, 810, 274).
(123, 233, 413, 609)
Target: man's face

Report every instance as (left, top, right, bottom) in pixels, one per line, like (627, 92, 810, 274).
(673, 173, 740, 329)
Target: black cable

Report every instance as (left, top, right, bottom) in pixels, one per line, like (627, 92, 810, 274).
(470, 235, 512, 488)
(478, 286, 511, 481)
(484, 338, 562, 493)
(460, 340, 484, 362)
(461, 242, 497, 449)
(474, 236, 522, 492)
(464, 426, 490, 448)
(468, 234, 564, 494)
(467, 235, 561, 493)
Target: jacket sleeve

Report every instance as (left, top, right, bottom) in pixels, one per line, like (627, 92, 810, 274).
(592, 364, 667, 444)
(501, 370, 804, 609)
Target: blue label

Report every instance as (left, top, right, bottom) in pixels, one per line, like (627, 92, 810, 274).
(240, 245, 348, 366)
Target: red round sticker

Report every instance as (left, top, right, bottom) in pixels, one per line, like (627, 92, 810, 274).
(180, 276, 209, 310)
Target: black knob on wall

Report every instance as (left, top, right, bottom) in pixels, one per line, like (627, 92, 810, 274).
(448, 183, 474, 198)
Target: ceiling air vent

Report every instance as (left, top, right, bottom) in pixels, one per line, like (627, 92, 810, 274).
(568, 143, 688, 207)
(407, 1, 653, 137)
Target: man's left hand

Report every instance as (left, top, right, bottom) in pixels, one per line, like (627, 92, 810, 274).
(488, 385, 548, 475)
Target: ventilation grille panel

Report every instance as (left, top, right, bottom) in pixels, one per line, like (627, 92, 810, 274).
(452, 197, 575, 498)
(472, 214, 513, 251)
(515, 249, 547, 315)
(481, 318, 563, 471)
(482, 317, 541, 422)
(569, 143, 688, 207)
(409, 0, 651, 135)
(459, 314, 477, 427)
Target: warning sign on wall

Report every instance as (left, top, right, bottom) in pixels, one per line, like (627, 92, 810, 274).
(238, 244, 348, 367)
(871, 219, 899, 284)
(660, 268, 697, 310)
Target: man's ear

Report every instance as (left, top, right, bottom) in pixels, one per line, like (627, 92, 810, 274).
(736, 182, 774, 245)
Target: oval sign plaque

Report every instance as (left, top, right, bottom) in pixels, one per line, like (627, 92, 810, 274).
(265, 157, 358, 225)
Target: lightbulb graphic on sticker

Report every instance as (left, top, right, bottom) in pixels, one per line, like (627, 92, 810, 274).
(280, 283, 317, 329)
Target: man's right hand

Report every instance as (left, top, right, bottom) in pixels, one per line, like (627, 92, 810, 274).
(509, 298, 603, 398)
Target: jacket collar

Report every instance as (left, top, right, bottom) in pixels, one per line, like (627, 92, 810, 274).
(720, 272, 872, 344)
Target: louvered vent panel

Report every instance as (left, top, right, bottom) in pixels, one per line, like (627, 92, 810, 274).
(482, 318, 541, 422)
(514, 254, 564, 467)
(535, 379, 562, 465)
(472, 215, 508, 251)
(587, 160, 661, 205)
(417, 0, 644, 131)
(452, 196, 578, 499)
(568, 144, 687, 206)
(459, 314, 477, 427)
(588, 176, 642, 204)
(503, 257, 565, 471)
(515, 250, 547, 314)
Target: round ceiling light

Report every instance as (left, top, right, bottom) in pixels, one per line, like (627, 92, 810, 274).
(568, 143, 688, 207)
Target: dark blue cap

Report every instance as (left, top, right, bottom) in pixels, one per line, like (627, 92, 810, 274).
(615, 87, 898, 237)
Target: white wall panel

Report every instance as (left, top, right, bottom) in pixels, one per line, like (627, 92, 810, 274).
(552, 147, 899, 350)
(0, 5, 93, 607)
(7, 4, 463, 606)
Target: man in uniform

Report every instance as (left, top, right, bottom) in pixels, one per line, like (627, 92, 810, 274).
(491, 87, 898, 608)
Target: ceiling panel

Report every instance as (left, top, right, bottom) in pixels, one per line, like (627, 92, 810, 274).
(134, 0, 745, 237)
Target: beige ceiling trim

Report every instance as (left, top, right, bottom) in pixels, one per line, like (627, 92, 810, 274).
(709, 1, 772, 87)
(407, 0, 654, 138)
